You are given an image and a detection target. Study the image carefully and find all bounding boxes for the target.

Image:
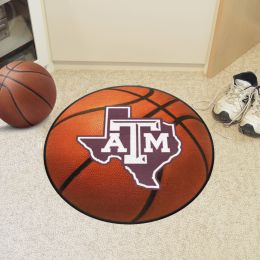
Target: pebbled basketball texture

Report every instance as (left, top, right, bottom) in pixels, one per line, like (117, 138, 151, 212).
(44, 86, 214, 224)
(0, 61, 56, 128)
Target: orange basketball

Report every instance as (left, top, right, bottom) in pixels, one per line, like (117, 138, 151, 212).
(0, 61, 56, 128)
(44, 86, 214, 224)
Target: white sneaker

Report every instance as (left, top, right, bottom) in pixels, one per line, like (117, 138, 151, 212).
(239, 87, 260, 137)
(212, 72, 258, 124)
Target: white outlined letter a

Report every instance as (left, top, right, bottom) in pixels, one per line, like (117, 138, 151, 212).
(101, 133, 127, 153)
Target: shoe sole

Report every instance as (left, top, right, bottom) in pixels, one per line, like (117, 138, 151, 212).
(212, 111, 232, 124)
(239, 124, 260, 138)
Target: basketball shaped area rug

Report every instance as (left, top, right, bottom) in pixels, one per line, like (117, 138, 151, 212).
(44, 86, 214, 224)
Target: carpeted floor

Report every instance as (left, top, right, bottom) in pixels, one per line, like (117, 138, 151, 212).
(1, 44, 260, 260)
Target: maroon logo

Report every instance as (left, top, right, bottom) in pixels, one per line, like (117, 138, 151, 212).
(78, 107, 181, 189)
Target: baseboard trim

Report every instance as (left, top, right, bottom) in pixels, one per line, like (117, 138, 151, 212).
(53, 61, 205, 72)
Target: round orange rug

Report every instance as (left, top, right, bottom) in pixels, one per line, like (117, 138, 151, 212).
(44, 86, 214, 224)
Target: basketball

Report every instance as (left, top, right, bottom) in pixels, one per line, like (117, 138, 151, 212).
(44, 86, 214, 224)
(0, 61, 56, 128)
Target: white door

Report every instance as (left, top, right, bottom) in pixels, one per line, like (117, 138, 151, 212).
(44, 0, 218, 65)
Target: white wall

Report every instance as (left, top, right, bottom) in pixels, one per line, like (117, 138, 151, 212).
(44, 0, 218, 65)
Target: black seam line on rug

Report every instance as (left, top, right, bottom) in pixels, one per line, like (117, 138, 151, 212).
(131, 169, 164, 223)
(6, 64, 52, 78)
(0, 73, 53, 109)
(58, 95, 176, 193)
(3, 84, 33, 126)
(174, 115, 201, 125)
(59, 158, 93, 193)
(113, 88, 209, 175)
(147, 108, 200, 125)
(52, 88, 155, 130)
(0, 61, 24, 92)
(143, 99, 179, 118)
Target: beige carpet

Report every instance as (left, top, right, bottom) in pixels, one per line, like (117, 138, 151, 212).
(1, 45, 260, 260)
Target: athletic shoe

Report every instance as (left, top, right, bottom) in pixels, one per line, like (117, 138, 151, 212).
(239, 86, 260, 137)
(212, 72, 258, 124)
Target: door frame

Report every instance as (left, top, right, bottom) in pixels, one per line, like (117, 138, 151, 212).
(27, 0, 53, 71)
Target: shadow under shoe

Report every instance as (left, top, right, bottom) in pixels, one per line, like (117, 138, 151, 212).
(239, 124, 260, 138)
(212, 111, 232, 124)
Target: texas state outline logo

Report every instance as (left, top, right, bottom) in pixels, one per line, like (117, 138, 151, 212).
(77, 106, 182, 189)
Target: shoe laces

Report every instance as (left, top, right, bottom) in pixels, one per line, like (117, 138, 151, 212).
(192, 83, 248, 111)
(192, 85, 228, 111)
(249, 87, 260, 116)
(225, 83, 248, 104)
